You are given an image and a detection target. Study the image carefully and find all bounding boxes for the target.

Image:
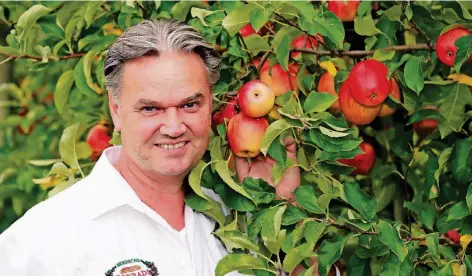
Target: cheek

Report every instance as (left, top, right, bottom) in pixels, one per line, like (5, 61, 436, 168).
(125, 115, 159, 142)
(186, 111, 211, 137)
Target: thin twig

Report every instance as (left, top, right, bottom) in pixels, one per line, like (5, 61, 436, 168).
(291, 44, 431, 57)
(0, 51, 85, 61)
(274, 13, 339, 56)
(410, 20, 434, 50)
(256, 51, 271, 78)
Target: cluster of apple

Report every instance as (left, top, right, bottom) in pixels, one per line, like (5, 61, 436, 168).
(214, 80, 273, 158)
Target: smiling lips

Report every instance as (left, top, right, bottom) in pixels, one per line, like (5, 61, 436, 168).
(155, 141, 187, 150)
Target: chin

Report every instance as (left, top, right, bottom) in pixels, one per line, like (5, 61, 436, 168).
(153, 158, 195, 177)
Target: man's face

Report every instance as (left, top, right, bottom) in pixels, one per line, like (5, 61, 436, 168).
(110, 52, 212, 178)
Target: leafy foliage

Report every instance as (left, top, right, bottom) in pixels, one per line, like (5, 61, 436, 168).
(0, 1, 471, 275)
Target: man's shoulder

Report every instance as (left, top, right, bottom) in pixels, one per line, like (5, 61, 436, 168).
(0, 175, 98, 242)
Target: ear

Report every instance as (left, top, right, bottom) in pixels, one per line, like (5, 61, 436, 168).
(108, 93, 122, 132)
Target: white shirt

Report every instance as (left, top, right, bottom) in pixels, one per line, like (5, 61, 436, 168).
(0, 146, 243, 276)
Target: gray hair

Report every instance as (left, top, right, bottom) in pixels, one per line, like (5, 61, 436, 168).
(104, 19, 221, 103)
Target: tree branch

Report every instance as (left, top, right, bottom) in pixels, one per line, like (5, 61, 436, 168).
(274, 13, 339, 56)
(291, 44, 431, 57)
(410, 20, 434, 50)
(0, 51, 85, 61)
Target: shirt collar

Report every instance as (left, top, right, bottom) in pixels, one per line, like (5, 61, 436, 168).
(87, 146, 194, 234)
(87, 145, 144, 220)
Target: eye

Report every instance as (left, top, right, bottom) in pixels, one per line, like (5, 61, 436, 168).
(182, 102, 199, 110)
(141, 106, 161, 114)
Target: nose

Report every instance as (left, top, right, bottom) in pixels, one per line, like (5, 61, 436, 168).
(159, 108, 187, 138)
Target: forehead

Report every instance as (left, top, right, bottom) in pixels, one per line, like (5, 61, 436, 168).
(121, 52, 210, 101)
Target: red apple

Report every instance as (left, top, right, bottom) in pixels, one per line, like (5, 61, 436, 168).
(86, 124, 112, 160)
(378, 77, 401, 117)
(339, 80, 382, 125)
(212, 98, 237, 134)
(291, 35, 323, 60)
(239, 23, 272, 37)
(413, 106, 439, 136)
(347, 59, 391, 106)
(436, 27, 472, 67)
(446, 229, 461, 244)
(237, 80, 275, 118)
(239, 24, 256, 37)
(327, 0, 360, 22)
(339, 141, 376, 175)
(317, 72, 341, 115)
(227, 113, 269, 158)
(260, 63, 300, 96)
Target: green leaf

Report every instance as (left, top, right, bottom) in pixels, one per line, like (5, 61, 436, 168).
(449, 137, 472, 184)
(75, 142, 92, 160)
(261, 205, 287, 254)
(16, 4, 51, 40)
(188, 161, 210, 200)
(354, 15, 381, 36)
(59, 123, 83, 173)
(83, 50, 100, 94)
(405, 4, 413, 20)
(214, 230, 262, 254)
(347, 254, 371, 276)
(454, 35, 472, 73)
(171, 1, 206, 21)
(318, 236, 349, 276)
(383, 5, 402, 22)
(431, 263, 454, 276)
(249, 6, 272, 33)
(242, 35, 271, 55)
(404, 57, 424, 95)
(268, 137, 287, 168)
(304, 220, 327, 246)
(84, 2, 101, 28)
(319, 126, 349, 138)
(185, 193, 212, 211)
(283, 1, 316, 20)
(304, 91, 338, 113)
(74, 57, 96, 96)
(407, 109, 443, 125)
(376, 220, 408, 262)
(426, 233, 439, 256)
(447, 201, 470, 221)
(191, 7, 220, 27)
(404, 201, 436, 230)
(242, 177, 276, 205)
(379, 252, 414, 276)
(294, 186, 324, 214)
(439, 84, 472, 138)
(215, 160, 255, 203)
(467, 184, 472, 212)
(260, 119, 292, 156)
(345, 182, 378, 222)
(215, 253, 267, 276)
(222, 4, 257, 36)
(248, 209, 269, 238)
(282, 243, 312, 273)
(54, 70, 74, 115)
(275, 34, 291, 71)
(373, 50, 396, 62)
(313, 11, 344, 48)
(282, 205, 307, 226)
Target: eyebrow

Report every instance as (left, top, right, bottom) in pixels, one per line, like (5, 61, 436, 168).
(133, 93, 204, 109)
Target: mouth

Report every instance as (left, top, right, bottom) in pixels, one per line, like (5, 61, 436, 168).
(154, 141, 188, 150)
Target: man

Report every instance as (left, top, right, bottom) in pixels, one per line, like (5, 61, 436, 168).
(0, 19, 301, 275)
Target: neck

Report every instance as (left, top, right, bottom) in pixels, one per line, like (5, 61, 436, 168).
(114, 152, 186, 231)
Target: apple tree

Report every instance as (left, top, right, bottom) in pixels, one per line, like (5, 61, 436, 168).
(0, 1, 472, 275)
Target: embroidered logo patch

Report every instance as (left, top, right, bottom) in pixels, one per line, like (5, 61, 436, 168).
(105, 258, 159, 276)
